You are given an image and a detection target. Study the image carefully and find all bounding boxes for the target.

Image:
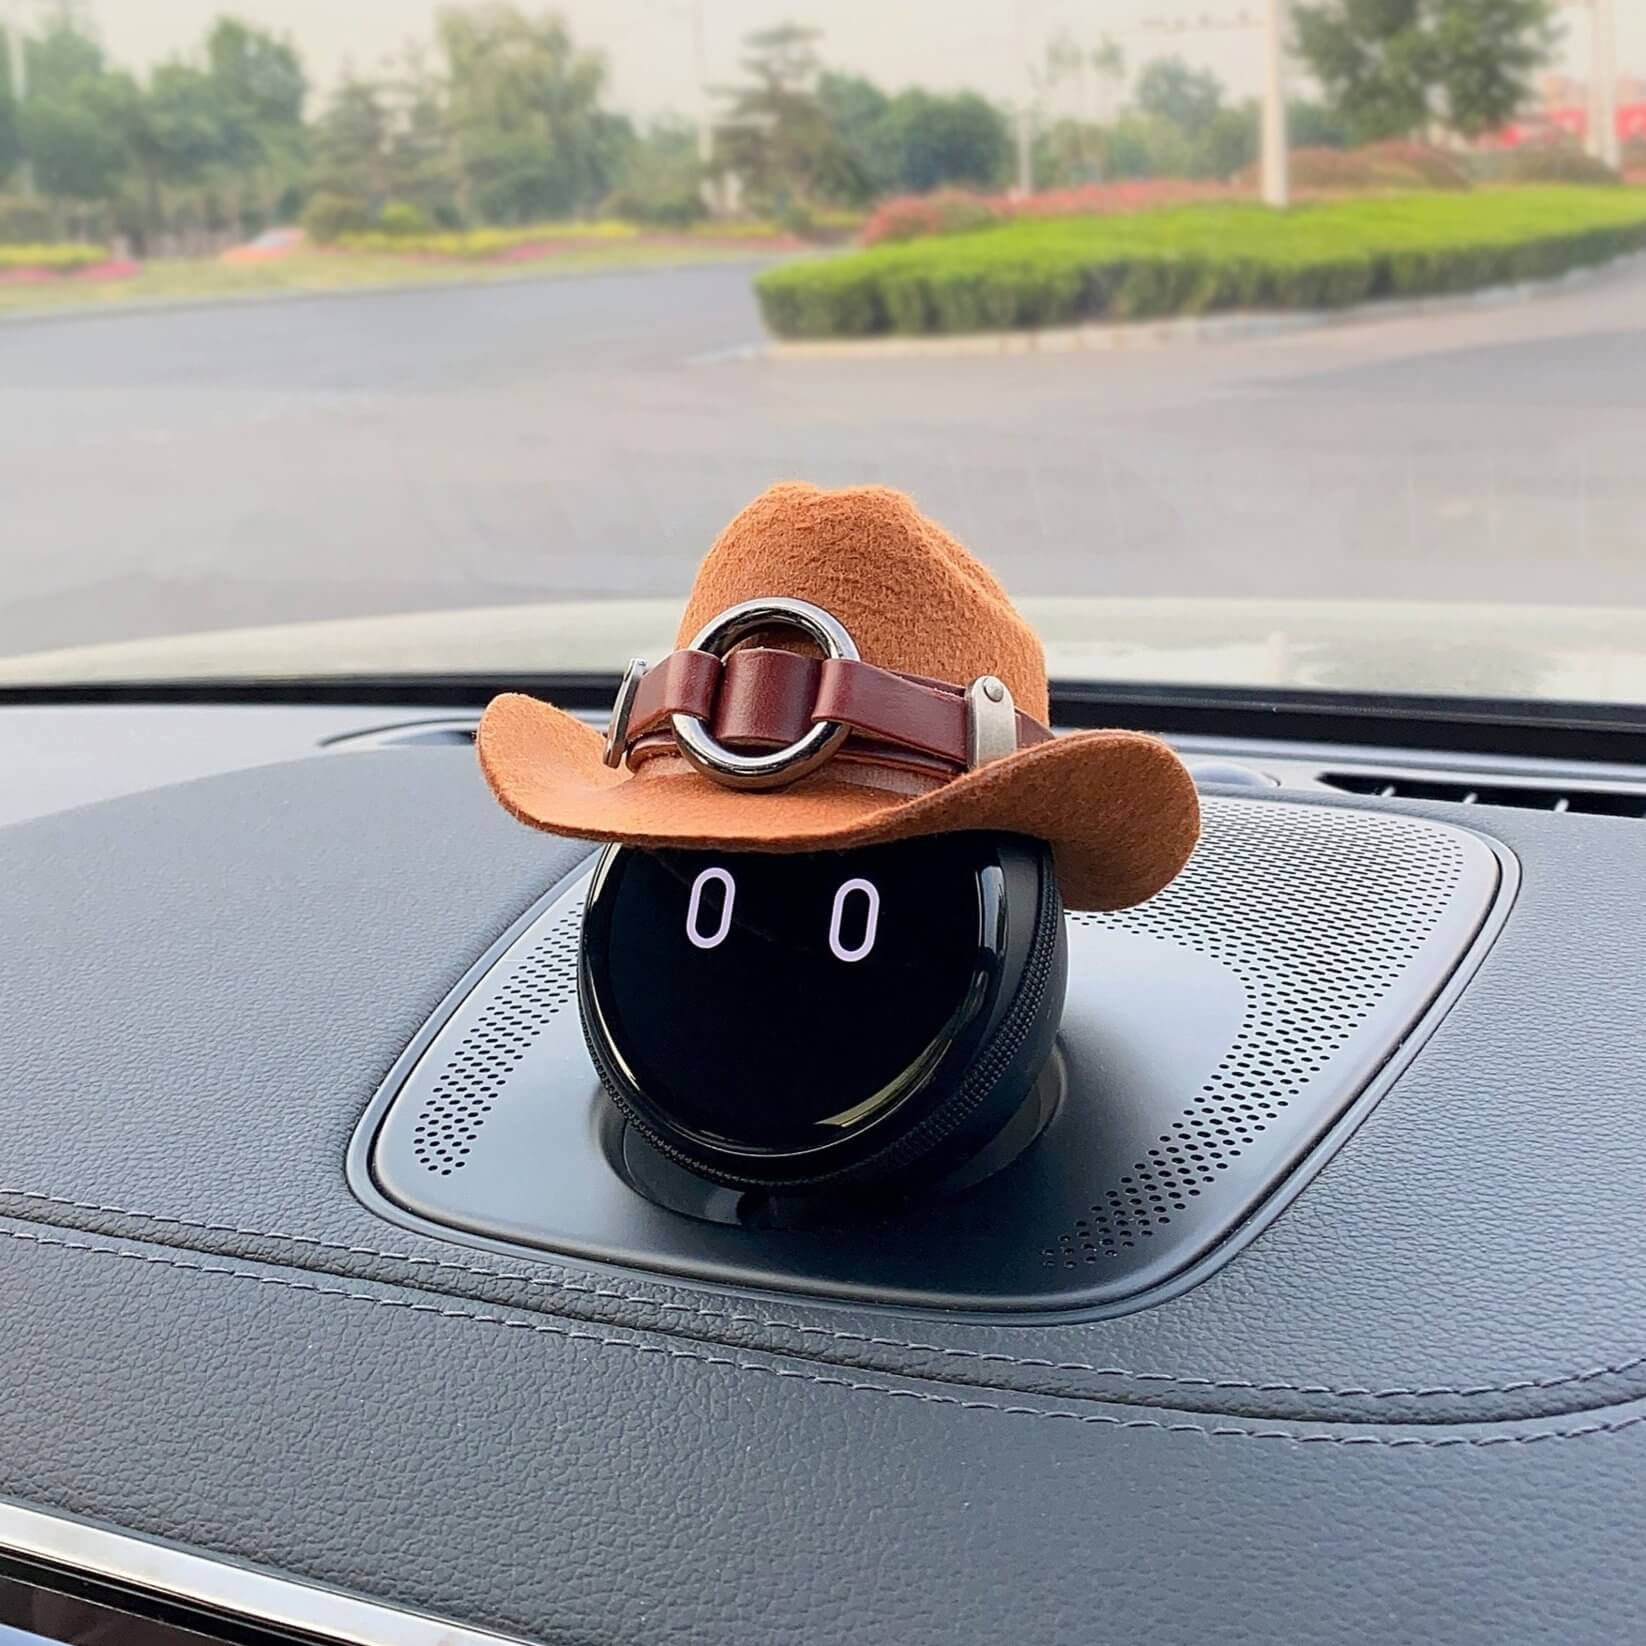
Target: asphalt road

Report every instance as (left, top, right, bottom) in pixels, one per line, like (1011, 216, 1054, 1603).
(2, 254, 1644, 659)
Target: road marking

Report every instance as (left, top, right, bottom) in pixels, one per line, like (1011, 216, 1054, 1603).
(684, 342, 762, 366)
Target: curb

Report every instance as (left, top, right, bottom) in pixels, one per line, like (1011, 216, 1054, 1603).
(763, 248, 1646, 361)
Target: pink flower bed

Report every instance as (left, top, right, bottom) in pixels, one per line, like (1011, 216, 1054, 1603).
(0, 257, 140, 286)
(1007, 179, 1239, 219)
(860, 180, 1240, 246)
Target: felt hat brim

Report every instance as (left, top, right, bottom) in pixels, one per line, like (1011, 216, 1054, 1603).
(477, 692, 1200, 913)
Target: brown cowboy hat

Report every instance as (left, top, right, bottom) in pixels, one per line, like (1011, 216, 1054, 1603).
(477, 483, 1199, 911)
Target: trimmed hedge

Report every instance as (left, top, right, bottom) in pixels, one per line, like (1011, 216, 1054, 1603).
(0, 243, 110, 273)
(756, 188, 1646, 339)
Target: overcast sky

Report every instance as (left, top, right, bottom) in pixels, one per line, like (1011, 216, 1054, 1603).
(69, 0, 1646, 118)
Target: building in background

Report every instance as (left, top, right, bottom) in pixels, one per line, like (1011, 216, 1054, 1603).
(1478, 71, 1645, 149)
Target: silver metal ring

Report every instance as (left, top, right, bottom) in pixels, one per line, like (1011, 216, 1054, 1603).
(602, 658, 648, 769)
(672, 597, 860, 790)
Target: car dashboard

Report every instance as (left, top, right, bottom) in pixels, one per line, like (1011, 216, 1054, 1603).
(2, 686, 1646, 1646)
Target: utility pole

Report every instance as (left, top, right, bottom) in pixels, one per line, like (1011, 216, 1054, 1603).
(1137, 8, 1288, 207)
(1591, 0, 1619, 170)
(1011, 0, 1040, 198)
(689, 0, 721, 215)
(641, 0, 718, 211)
(1260, 0, 1289, 206)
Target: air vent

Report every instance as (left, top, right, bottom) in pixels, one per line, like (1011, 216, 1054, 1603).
(1320, 772, 1646, 818)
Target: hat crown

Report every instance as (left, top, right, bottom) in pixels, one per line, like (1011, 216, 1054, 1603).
(676, 484, 1050, 723)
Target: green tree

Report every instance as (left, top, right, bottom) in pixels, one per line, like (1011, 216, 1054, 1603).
(18, 93, 125, 213)
(1292, 0, 1556, 140)
(1135, 55, 1224, 134)
(1092, 36, 1126, 121)
(381, 48, 461, 225)
(1116, 116, 1192, 177)
(1190, 103, 1257, 177)
(312, 75, 393, 209)
(205, 17, 305, 135)
(713, 23, 860, 210)
(311, 51, 459, 226)
(0, 26, 20, 184)
(17, 16, 127, 219)
(604, 117, 706, 225)
(1036, 33, 1101, 180)
(21, 8, 103, 101)
(438, 3, 627, 222)
(1288, 96, 1351, 147)
(874, 88, 1009, 192)
(1030, 36, 1126, 183)
(124, 62, 221, 200)
(816, 72, 1009, 198)
(203, 16, 308, 221)
(817, 70, 890, 197)
(1033, 119, 1102, 187)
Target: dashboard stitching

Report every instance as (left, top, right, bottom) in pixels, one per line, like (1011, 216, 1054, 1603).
(2, 1209, 1644, 1421)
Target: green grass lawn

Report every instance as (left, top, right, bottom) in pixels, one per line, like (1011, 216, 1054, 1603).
(0, 239, 774, 320)
(756, 187, 1646, 339)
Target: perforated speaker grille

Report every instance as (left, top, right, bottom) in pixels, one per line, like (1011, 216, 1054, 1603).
(364, 797, 1507, 1316)
(410, 912, 580, 1175)
(1060, 803, 1464, 1262)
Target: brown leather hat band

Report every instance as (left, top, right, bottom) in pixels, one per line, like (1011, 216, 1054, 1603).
(626, 730, 962, 784)
(623, 647, 1050, 776)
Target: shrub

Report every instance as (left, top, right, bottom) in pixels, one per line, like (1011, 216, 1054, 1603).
(1008, 180, 1239, 219)
(861, 189, 1004, 246)
(790, 206, 869, 244)
(603, 186, 707, 229)
(1364, 141, 1472, 190)
(755, 259, 887, 338)
(1485, 145, 1622, 187)
(861, 182, 1238, 247)
(777, 202, 817, 240)
(0, 198, 54, 245)
(376, 201, 435, 237)
(0, 243, 110, 273)
(1252, 141, 1470, 193)
(756, 188, 1646, 339)
(301, 192, 371, 245)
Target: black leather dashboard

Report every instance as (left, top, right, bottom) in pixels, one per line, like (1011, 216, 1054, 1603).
(4, 723, 1646, 1645)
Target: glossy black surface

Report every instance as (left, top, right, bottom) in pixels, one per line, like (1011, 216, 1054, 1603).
(581, 838, 991, 1157)
(0, 1573, 245, 1646)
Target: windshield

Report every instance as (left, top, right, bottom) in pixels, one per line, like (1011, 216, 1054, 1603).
(1, 0, 1643, 701)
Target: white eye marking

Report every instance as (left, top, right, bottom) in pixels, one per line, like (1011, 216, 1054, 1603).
(686, 867, 736, 950)
(828, 878, 880, 963)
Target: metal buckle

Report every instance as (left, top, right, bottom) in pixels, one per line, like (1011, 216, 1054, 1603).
(671, 597, 861, 791)
(602, 658, 648, 769)
(965, 675, 1018, 769)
